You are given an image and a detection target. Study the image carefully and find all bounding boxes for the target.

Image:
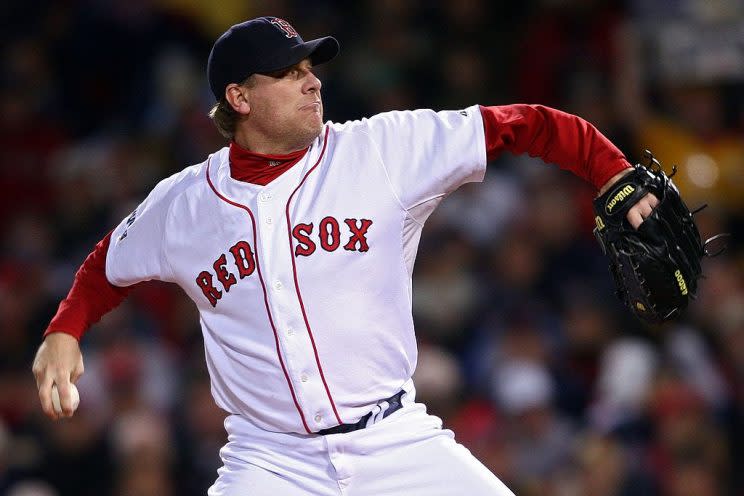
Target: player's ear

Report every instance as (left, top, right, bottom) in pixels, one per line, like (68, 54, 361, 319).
(225, 83, 251, 115)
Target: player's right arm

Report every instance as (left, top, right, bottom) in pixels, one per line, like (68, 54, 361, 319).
(33, 172, 180, 420)
(32, 233, 135, 419)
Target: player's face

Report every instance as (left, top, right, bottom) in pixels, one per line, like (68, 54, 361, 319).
(246, 58, 324, 150)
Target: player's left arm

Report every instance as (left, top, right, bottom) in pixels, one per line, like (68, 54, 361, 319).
(480, 104, 657, 228)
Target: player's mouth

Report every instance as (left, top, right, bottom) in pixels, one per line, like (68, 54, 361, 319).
(299, 101, 322, 112)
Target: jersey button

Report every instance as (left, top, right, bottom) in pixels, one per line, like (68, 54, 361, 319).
(259, 192, 272, 202)
(300, 374, 308, 383)
(274, 281, 283, 290)
(286, 328, 294, 336)
(265, 216, 273, 225)
(315, 414, 322, 422)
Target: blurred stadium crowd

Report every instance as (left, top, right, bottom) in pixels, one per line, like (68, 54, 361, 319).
(1, 0, 743, 495)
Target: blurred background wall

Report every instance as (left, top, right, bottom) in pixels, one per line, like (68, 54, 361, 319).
(1, 0, 742, 495)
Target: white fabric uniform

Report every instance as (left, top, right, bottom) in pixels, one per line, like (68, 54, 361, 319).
(106, 105, 514, 495)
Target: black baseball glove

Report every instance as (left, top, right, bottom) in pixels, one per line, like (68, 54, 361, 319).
(593, 150, 725, 324)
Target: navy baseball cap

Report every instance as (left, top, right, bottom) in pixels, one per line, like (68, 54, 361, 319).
(207, 17, 340, 100)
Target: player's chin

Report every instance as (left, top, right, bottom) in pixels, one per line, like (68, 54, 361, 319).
(292, 120, 323, 146)
(303, 114, 324, 135)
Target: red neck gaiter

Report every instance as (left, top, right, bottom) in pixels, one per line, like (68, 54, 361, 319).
(229, 141, 309, 186)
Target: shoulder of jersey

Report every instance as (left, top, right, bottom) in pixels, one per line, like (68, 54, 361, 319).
(329, 108, 442, 135)
(145, 152, 217, 207)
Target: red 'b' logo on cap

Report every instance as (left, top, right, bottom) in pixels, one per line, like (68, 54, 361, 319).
(270, 18, 299, 38)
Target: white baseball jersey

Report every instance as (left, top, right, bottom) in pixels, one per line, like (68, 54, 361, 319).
(106, 105, 486, 434)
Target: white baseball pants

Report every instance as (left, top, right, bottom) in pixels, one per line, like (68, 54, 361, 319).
(208, 400, 515, 495)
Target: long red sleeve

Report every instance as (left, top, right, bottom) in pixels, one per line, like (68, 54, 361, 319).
(45, 232, 135, 341)
(479, 104, 630, 190)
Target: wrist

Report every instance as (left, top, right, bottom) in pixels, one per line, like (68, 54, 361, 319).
(43, 330, 81, 343)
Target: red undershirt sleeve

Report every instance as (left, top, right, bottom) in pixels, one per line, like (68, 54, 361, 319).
(479, 104, 631, 190)
(44, 232, 136, 341)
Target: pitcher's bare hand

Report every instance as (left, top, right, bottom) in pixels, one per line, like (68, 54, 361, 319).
(32, 333, 84, 420)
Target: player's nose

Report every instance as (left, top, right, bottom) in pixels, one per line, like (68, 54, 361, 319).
(303, 71, 322, 94)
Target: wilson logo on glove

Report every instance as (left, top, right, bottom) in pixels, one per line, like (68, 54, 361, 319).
(605, 184, 636, 215)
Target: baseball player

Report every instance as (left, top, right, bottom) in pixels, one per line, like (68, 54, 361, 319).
(32, 17, 658, 495)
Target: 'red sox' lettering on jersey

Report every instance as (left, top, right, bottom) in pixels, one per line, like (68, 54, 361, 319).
(196, 217, 372, 306)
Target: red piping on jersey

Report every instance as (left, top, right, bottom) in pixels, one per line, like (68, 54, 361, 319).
(284, 127, 344, 426)
(205, 156, 312, 434)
